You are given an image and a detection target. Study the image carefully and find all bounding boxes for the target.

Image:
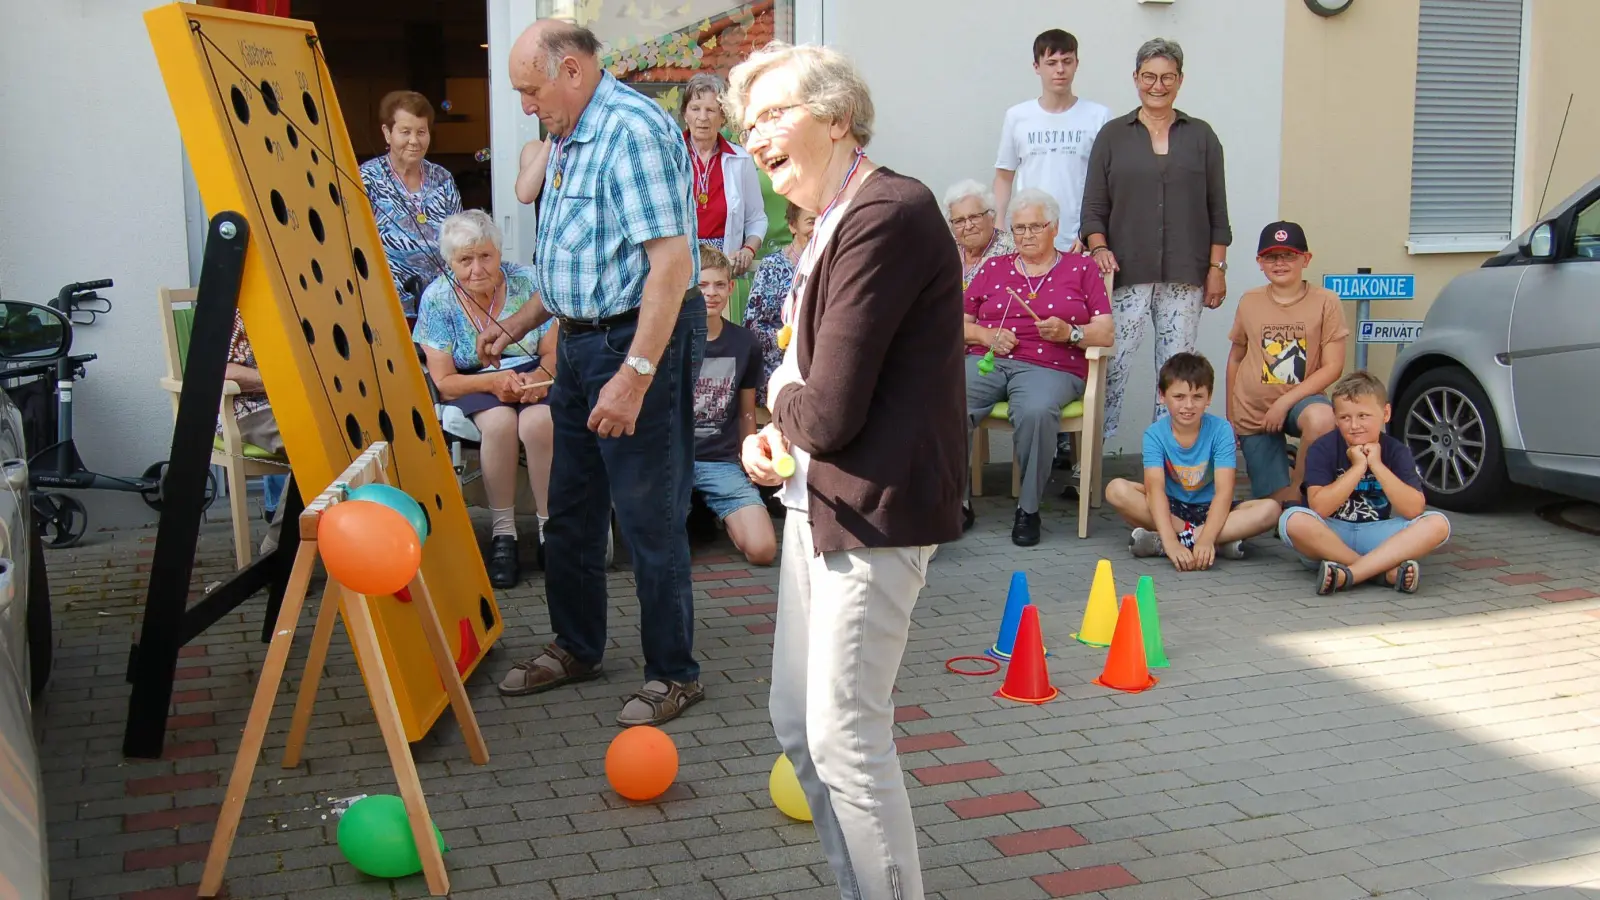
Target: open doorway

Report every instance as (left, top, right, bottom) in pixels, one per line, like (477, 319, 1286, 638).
(293, 0, 493, 212)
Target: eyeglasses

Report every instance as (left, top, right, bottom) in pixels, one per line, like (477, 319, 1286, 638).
(1011, 223, 1053, 236)
(1259, 251, 1304, 263)
(1137, 72, 1181, 87)
(739, 104, 800, 143)
(949, 213, 992, 230)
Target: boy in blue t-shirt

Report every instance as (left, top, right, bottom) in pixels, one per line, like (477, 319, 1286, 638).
(1280, 371, 1451, 595)
(1105, 353, 1283, 571)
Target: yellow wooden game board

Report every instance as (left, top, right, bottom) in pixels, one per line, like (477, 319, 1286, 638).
(144, 2, 502, 742)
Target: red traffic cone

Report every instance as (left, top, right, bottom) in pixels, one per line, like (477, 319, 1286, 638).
(1093, 595, 1158, 693)
(995, 604, 1057, 704)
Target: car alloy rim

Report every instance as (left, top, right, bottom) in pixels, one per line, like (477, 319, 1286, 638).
(1403, 386, 1487, 494)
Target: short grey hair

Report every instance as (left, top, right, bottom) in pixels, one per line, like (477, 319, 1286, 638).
(1135, 37, 1184, 74)
(943, 179, 996, 216)
(680, 72, 726, 120)
(1008, 188, 1060, 225)
(438, 210, 503, 262)
(725, 41, 874, 147)
(534, 20, 602, 79)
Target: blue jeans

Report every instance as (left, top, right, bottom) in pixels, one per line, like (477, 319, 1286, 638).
(544, 294, 707, 684)
(694, 461, 764, 520)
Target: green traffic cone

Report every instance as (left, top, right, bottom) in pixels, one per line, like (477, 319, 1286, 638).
(1135, 575, 1169, 668)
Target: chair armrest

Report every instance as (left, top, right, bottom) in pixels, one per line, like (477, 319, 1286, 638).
(1085, 345, 1110, 361)
(159, 377, 183, 394)
(222, 380, 242, 396)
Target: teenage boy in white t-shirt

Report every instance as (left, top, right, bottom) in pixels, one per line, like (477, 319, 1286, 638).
(993, 29, 1112, 254)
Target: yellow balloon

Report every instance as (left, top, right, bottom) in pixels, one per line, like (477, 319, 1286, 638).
(769, 754, 813, 822)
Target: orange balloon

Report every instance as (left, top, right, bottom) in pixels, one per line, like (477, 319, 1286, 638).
(317, 499, 422, 596)
(605, 725, 678, 801)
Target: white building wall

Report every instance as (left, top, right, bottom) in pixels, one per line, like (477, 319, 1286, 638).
(0, 0, 193, 530)
(826, 0, 1287, 456)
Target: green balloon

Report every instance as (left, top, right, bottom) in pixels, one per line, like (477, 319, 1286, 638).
(336, 794, 448, 879)
(346, 484, 429, 543)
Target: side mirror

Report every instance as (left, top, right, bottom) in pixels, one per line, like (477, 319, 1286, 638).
(0, 300, 72, 361)
(1522, 222, 1556, 259)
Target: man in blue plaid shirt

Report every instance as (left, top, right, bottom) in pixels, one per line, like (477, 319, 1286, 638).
(483, 20, 708, 727)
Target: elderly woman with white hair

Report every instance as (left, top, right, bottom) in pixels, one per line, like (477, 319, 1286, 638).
(413, 209, 558, 589)
(681, 71, 768, 277)
(944, 178, 1014, 288)
(965, 187, 1114, 546)
(731, 41, 967, 900)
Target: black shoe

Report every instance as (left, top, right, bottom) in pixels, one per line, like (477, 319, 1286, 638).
(962, 503, 975, 533)
(487, 534, 520, 589)
(1011, 508, 1041, 547)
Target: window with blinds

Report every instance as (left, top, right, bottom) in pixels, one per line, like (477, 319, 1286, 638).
(1408, 0, 1524, 241)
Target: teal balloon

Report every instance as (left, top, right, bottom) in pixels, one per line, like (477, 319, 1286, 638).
(347, 484, 429, 543)
(336, 794, 448, 879)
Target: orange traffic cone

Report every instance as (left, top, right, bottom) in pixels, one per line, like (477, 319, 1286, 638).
(995, 604, 1057, 704)
(1093, 594, 1158, 693)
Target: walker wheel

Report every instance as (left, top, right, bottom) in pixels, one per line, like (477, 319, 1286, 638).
(33, 492, 88, 549)
(139, 461, 218, 512)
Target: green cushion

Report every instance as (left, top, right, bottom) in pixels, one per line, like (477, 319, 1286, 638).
(988, 400, 1084, 422)
(213, 435, 284, 460)
(173, 305, 196, 372)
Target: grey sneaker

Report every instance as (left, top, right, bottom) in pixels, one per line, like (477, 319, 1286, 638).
(1219, 539, 1247, 560)
(1129, 528, 1163, 558)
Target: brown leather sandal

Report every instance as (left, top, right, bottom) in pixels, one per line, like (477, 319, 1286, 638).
(497, 643, 603, 696)
(616, 679, 705, 727)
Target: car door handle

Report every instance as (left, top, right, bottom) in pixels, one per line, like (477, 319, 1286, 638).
(1, 459, 25, 491)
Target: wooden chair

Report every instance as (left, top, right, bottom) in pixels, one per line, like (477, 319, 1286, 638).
(158, 287, 290, 569)
(969, 345, 1109, 538)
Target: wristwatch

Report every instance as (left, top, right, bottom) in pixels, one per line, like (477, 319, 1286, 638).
(1069, 324, 1084, 344)
(623, 355, 656, 377)
(1211, 261, 1228, 272)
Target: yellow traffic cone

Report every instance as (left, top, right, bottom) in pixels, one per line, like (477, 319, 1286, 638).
(1072, 558, 1119, 647)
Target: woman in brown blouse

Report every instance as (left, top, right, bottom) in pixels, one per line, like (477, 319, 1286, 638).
(1080, 37, 1232, 441)
(731, 40, 965, 900)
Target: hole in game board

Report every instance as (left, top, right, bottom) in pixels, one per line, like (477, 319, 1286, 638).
(300, 318, 314, 345)
(311, 259, 323, 283)
(346, 278, 355, 294)
(479, 596, 494, 633)
(358, 380, 367, 397)
(386, 358, 395, 374)
(310, 148, 319, 165)
(333, 376, 342, 393)
(353, 247, 369, 280)
(435, 493, 443, 510)
(328, 182, 341, 207)
(362, 320, 374, 344)
(345, 413, 362, 449)
(335, 289, 343, 305)
(412, 407, 427, 441)
(259, 80, 280, 116)
(230, 85, 250, 125)
(285, 123, 298, 148)
(306, 171, 315, 189)
(264, 136, 274, 156)
(302, 91, 320, 125)
(378, 409, 395, 443)
(271, 190, 288, 225)
(299, 274, 308, 290)
(332, 324, 350, 360)
(309, 207, 325, 243)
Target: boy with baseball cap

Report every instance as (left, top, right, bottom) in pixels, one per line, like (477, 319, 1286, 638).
(1225, 221, 1349, 505)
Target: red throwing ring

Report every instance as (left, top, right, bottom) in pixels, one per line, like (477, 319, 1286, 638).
(945, 655, 1001, 677)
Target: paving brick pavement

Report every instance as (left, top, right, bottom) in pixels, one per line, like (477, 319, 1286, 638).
(33, 459, 1600, 900)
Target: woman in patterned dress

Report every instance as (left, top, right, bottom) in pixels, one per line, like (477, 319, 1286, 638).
(741, 201, 815, 409)
(359, 90, 463, 320)
(414, 211, 556, 589)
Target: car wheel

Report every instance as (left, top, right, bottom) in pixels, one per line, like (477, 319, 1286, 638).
(1394, 367, 1508, 511)
(27, 527, 52, 702)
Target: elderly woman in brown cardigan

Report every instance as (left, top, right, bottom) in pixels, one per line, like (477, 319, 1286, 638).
(1081, 37, 1231, 442)
(732, 41, 965, 900)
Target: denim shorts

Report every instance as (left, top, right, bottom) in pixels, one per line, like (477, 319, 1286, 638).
(693, 461, 764, 520)
(1238, 394, 1333, 498)
(1278, 506, 1452, 568)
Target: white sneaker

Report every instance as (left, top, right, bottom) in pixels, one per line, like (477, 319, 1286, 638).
(1219, 539, 1246, 560)
(1129, 528, 1163, 558)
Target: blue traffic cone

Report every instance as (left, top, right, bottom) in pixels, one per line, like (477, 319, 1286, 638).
(987, 571, 1032, 661)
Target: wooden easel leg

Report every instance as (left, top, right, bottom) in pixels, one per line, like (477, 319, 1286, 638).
(341, 588, 450, 896)
(198, 542, 319, 897)
(282, 576, 340, 769)
(408, 576, 489, 765)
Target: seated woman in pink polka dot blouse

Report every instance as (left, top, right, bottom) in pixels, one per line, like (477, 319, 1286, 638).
(963, 187, 1114, 547)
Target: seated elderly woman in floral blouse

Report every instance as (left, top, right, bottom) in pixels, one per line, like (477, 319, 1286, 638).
(741, 201, 816, 409)
(945, 178, 1015, 289)
(413, 210, 556, 589)
(965, 187, 1113, 547)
